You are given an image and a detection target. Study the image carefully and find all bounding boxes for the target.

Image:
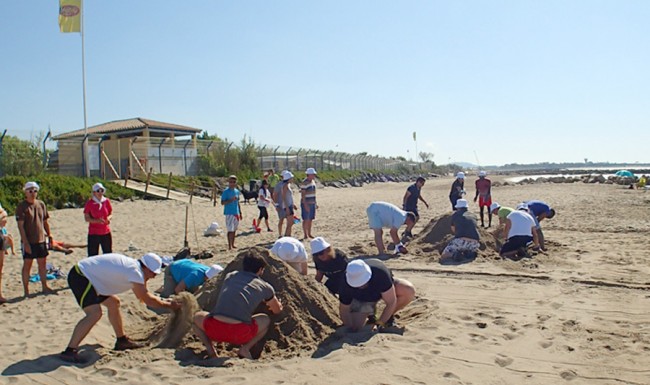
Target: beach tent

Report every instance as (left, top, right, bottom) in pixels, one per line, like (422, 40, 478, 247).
(615, 170, 634, 177)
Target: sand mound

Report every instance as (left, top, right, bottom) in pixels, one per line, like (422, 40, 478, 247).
(412, 213, 500, 260)
(194, 247, 341, 359)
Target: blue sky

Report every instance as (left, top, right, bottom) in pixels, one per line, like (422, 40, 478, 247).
(1, 1, 648, 165)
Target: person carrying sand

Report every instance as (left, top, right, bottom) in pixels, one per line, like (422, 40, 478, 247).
(366, 201, 416, 255)
(523, 200, 555, 251)
(339, 259, 415, 332)
(159, 259, 223, 297)
(473, 171, 492, 228)
(15, 181, 54, 297)
(402, 177, 429, 238)
(221, 175, 243, 250)
(449, 172, 465, 211)
(270, 236, 308, 275)
(310, 237, 349, 296)
(300, 167, 319, 239)
(441, 199, 480, 260)
(60, 252, 181, 363)
(500, 204, 539, 259)
(193, 252, 283, 359)
(84, 182, 113, 256)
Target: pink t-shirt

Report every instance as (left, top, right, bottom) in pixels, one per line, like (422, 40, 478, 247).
(83, 198, 112, 235)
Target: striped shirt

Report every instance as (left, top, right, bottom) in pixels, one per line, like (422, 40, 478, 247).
(300, 178, 317, 204)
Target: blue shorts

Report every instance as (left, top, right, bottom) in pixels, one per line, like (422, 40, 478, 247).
(301, 203, 316, 220)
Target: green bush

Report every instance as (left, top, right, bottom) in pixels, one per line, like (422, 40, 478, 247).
(0, 175, 137, 214)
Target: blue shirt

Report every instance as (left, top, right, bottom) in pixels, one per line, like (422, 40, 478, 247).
(524, 200, 552, 218)
(170, 259, 209, 292)
(221, 187, 241, 215)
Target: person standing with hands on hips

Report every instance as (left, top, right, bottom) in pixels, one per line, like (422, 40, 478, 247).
(221, 175, 242, 250)
(84, 183, 113, 256)
(15, 181, 54, 297)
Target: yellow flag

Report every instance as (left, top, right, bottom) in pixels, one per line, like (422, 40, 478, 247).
(59, 0, 81, 33)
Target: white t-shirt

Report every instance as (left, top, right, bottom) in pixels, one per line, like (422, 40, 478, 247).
(258, 187, 271, 208)
(271, 237, 308, 263)
(78, 253, 145, 296)
(506, 210, 536, 238)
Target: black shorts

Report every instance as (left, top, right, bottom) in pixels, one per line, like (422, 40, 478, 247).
(257, 206, 269, 220)
(0, 236, 4, 250)
(68, 265, 108, 308)
(500, 236, 533, 254)
(23, 242, 49, 259)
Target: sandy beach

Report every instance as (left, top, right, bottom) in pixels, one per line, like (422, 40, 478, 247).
(1, 177, 649, 385)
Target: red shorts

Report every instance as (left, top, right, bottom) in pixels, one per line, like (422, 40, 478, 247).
(203, 317, 258, 345)
(479, 196, 492, 208)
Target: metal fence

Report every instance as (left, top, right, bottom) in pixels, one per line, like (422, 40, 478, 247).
(39, 135, 416, 178)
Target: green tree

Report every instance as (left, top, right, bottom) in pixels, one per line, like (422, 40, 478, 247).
(0, 134, 47, 176)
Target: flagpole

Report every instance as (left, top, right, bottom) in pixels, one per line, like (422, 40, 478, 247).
(81, 0, 89, 177)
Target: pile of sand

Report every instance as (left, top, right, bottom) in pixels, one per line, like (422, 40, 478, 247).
(194, 247, 342, 359)
(412, 213, 501, 260)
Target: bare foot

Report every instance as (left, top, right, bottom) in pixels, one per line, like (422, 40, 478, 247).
(0, 296, 7, 304)
(237, 347, 252, 359)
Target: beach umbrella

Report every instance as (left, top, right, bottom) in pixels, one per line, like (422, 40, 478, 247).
(615, 170, 634, 177)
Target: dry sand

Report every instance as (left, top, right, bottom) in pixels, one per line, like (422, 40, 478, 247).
(1, 176, 649, 384)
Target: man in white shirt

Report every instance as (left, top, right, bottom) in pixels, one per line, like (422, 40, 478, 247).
(499, 204, 539, 259)
(60, 253, 180, 364)
(366, 202, 416, 255)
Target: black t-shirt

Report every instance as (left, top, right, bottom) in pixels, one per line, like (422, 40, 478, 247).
(449, 179, 464, 199)
(451, 209, 480, 240)
(339, 258, 394, 305)
(313, 249, 349, 278)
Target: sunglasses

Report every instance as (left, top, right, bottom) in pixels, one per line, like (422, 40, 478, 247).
(26, 189, 38, 193)
(95, 189, 105, 193)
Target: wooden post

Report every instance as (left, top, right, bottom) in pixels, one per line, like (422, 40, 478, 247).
(124, 168, 130, 187)
(212, 184, 217, 207)
(144, 167, 153, 199)
(189, 181, 195, 204)
(166, 172, 173, 199)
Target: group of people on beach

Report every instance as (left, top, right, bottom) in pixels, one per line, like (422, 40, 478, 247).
(217, 168, 320, 250)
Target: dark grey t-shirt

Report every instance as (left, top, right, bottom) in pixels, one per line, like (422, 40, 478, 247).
(210, 271, 275, 323)
(451, 209, 480, 240)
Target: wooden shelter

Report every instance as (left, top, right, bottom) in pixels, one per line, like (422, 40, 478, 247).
(51, 118, 202, 178)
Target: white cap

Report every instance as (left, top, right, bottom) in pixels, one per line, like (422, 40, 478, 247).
(455, 199, 469, 209)
(141, 252, 163, 274)
(306, 167, 317, 175)
(271, 237, 308, 262)
(346, 260, 372, 288)
(516, 203, 529, 211)
(310, 237, 331, 255)
(456, 172, 465, 179)
(24, 181, 40, 191)
(205, 264, 224, 280)
(282, 170, 294, 181)
(92, 182, 106, 192)
(490, 202, 500, 212)
(479, 171, 487, 177)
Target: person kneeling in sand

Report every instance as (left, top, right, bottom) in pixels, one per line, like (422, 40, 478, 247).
(61, 253, 180, 363)
(366, 201, 416, 255)
(159, 259, 223, 297)
(500, 204, 539, 259)
(339, 259, 415, 332)
(441, 199, 480, 260)
(311, 237, 349, 296)
(193, 252, 283, 359)
(270, 236, 308, 275)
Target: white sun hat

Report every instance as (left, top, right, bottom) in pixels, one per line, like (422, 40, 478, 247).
(205, 264, 224, 280)
(346, 260, 372, 288)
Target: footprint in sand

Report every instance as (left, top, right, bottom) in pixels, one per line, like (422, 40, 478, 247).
(442, 372, 460, 379)
(539, 340, 554, 349)
(560, 370, 578, 381)
(495, 355, 514, 367)
(359, 358, 388, 368)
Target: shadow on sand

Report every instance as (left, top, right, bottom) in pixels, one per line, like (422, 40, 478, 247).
(2, 344, 102, 376)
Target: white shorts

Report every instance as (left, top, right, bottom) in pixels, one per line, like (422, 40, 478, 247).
(225, 215, 239, 232)
(443, 238, 480, 255)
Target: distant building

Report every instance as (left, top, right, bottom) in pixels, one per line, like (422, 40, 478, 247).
(51, 117, 202, 178)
